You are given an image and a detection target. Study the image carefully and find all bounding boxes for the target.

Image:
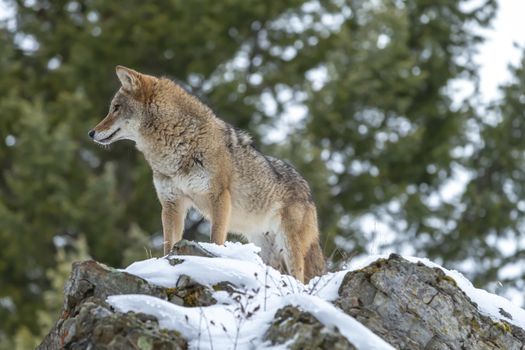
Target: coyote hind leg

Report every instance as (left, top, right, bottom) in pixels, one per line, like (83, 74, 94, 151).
(279, 204, 319, 283)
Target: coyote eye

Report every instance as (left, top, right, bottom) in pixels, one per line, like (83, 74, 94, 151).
(113, 104, 120, 113)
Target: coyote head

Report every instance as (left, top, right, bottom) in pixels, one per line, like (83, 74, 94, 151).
(89, 66, 156, 145)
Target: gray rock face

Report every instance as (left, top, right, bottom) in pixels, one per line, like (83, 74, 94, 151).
(39, 241, 525, 350)
(335, 254, 525, 350)
(169, 240, 215, 258)
(38, 260, 187, 349)
(38, 242, 226, 349)
(264, 305, 356, 350)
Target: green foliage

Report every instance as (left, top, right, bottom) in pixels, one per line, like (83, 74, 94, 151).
(450, 56, 525, 291)
(3, 0, 525, 345)
(0, 96, 126, 341)
(37, 235, 89, 333)
(2, 235, 90, 349)
(302, 0, 495, 255)
(122, 223, 159, 265)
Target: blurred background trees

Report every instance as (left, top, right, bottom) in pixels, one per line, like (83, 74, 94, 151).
(4, 0, 525, 346)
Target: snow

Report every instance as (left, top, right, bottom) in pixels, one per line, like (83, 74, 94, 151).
(109, 242, 393, 349)
(199, 241, 262, 262)
(108, 293, 390, 350)
(107, 242, 525, 349)
(282, 294, 394, 349)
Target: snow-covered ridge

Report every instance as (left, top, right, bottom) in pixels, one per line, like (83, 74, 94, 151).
(108, 241, 392, 349)
(107, 241, 525, 349)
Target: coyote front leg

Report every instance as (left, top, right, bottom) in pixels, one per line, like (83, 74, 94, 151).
(210, 189, 232, 245)
(161, 200, 188, 255)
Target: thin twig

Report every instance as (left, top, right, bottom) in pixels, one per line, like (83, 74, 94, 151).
(199, 307, 214, 350)
(264, 265, 269, 311)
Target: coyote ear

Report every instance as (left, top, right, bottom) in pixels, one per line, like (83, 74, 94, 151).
(116, 65, 142, 92)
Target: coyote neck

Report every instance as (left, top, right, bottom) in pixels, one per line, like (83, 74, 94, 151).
(137, 115, 213, 176)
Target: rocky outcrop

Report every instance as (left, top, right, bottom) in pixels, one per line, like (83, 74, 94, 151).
(335, 254, 525, 350)
(38, 260, 188, 350)
(38, 243, 231, 349)
(39, 241, 525, 349)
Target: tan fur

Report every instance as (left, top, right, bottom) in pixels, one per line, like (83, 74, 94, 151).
(90, 66, 326, 282)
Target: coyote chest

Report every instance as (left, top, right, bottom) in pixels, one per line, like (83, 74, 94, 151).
(153, 170, 210, 205)
(153, 169, 278, 234)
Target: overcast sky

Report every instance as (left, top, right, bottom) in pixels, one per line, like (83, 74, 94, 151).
(476, 1, 525, 101)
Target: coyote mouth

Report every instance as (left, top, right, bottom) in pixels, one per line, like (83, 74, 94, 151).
(99, 128, 121, 143)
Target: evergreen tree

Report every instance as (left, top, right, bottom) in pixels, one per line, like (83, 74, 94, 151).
(0, 97, 125, 339)
(452, 52, 525, 293)
(299, 0, 497, 257)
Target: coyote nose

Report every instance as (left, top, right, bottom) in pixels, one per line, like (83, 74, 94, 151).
(88, 130, 95, 139)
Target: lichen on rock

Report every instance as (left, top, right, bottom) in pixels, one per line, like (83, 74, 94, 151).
(263, 305, 356, 350)
(38, 261, 187, 349)
(335, 254, 525, 350)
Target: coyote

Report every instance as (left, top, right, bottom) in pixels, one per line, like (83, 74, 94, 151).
(89, 66, 325, 282)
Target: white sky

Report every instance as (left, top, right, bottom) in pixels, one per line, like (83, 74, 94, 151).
(0, 2, 9, 20)
(477, 1, 525, 101)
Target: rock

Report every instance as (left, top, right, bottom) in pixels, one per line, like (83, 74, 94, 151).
(39, 242, 525, 350)
(172, 274, 217, 307)
(169, 239, 215, 258)
(38, 242, 233, 349)
(63, 260, 168, 311)
(38, 260, 195, 349)
(264, 305, 356, 350)
(39, 301, 186, 350)
(335, 254, 525, 350)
